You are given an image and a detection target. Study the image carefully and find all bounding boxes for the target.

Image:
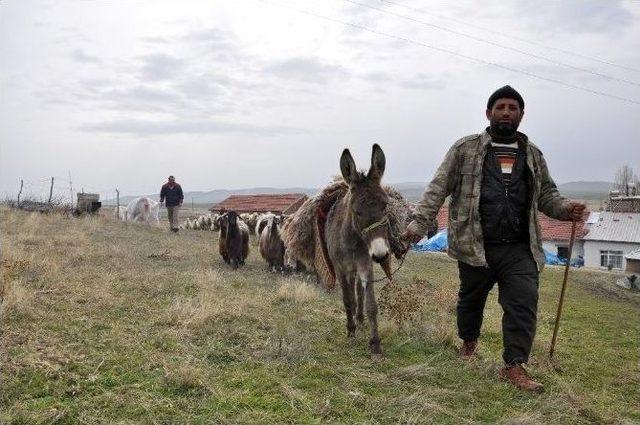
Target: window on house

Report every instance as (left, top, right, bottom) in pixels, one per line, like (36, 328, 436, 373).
(600, 250, 623, 269)
(557, 246, 569, 260)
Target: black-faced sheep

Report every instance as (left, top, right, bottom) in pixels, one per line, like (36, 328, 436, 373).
(259, 214, 286, 271)
(218, 212, 250, 269)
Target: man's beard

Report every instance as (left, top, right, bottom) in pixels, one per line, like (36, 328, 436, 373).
(490, 118, 519, 137)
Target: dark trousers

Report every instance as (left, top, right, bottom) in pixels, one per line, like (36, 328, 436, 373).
(457, 242, 539, 365)
(166, 206, 180, 230)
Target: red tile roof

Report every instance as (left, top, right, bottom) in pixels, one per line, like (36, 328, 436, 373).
(537, 212, 588, 241)
(432, 205, 587, 241)
(210, 193, 308, 214)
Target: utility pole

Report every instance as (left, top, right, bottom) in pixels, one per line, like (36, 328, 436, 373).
(17, 179, 23, 206)
(116, 189, 120, 220)
(191, 197, 194, 211)
(47, 177, 54, 205)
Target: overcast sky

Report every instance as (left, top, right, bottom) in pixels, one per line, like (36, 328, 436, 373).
(1, 0, 639, 201)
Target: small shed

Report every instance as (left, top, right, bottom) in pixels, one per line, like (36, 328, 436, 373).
(626, 249, 640, 273)
(210, 193, 308, 215)
(76, 193, 101, 215)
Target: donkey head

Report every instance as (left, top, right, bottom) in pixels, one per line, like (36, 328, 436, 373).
(340, 144, 390, 263)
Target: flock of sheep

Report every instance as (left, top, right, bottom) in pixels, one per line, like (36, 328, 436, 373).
(112, 196, 293, 272)
(209, 210, 291, 271)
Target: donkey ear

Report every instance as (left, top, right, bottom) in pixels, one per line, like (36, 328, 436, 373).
(340, 148, 358, 185)
(368, 143, 385, 182)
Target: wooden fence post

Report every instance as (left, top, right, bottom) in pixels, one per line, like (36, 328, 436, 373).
(68, 171, 73, 208)
(47, 177, 54, 205)
(17, 179, 23, 206)
(116, 189, 120, 220)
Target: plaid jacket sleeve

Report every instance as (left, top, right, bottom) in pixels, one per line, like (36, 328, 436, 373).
(407, 143, 460, 237)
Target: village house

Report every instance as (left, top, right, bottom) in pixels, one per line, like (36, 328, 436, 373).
(582, 212, 640, 270)
(209, 193, 308, 215)
(538, 213, 587, 262)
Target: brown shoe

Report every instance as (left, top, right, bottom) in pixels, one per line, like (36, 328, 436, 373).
(459, 340, 478, 359)
(499, 364, 544, 393)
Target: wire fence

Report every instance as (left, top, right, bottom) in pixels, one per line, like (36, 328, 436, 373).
(5, 176, 144, 210)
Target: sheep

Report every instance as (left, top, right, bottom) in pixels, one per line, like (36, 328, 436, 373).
(219, 211, 250, 269)
(255, 212, 275, 238)
(209, 213, 220, 231)
(259, 214, 286, 271)
(125, 197, 160, 225)
(240, 213, 257, 234)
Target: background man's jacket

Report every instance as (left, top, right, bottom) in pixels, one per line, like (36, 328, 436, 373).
(160, 183, 184, 207)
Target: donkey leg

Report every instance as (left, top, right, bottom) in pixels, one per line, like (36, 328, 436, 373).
(339, 274, 357, 338)
(363, 275, 383, 359)
(356, 276, 365, 326)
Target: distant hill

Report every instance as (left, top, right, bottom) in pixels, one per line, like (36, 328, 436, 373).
(557, 181, 613, 200)
(103, 183, 429, 206)
(103, 187, 319, 206)
(103, 180, 613, 206)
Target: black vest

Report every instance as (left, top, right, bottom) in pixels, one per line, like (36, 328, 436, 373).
(479, 144, 530, 244)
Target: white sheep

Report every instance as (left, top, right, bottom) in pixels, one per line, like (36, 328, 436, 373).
(125, 197, 160, 226)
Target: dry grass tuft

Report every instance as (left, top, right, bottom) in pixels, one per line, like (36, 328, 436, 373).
(163, 364, 211, 395)
(379, 278, 430, 328)
(168, 291, 222, 328)
(424, 282, 459, 344)
(194, 268, 226, 289)
(276, 279, 319, 303)
(0, 279, 35, 318)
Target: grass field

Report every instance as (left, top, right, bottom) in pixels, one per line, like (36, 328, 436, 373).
(1, 207, 639, 424)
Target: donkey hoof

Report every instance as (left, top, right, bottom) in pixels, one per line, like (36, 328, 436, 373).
(370, 353, 385, 362)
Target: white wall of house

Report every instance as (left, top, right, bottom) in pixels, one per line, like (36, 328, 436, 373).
(542, 240, 584, 260)
(583, 241, 640, 270)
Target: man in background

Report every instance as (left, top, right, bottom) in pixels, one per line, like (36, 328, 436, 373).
(160, 175, 183, 232)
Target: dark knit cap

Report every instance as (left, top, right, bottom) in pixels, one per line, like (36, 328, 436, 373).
(487, 85, 524, 110)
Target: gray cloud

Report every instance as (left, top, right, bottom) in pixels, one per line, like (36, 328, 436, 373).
(141, 36, 170, 44)
(262, 57, 350, 84)
(176, 77, 224, 99)
(360, 72, 393, 83)
(72, 48, 101, 64)
(511, 0, 635, 34)
(102, 85, 182, 105)
(78, 119, 304, 136)
(400, 73, 442, 90)
(183, 27, 237, 51)
(139, 53, 184, 81)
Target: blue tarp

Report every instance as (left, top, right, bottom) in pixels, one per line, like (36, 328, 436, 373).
(544, 249, 583, 267)
(412, 229, 448, 252)
(412, 229, 582, 268)
(544, 249, 566, 265)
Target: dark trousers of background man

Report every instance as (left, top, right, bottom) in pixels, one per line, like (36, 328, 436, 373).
(456, 242, 539, 365)
(166, 206, 180, 231)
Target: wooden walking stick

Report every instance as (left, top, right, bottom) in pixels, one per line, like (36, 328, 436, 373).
(549, 220, 578, 359)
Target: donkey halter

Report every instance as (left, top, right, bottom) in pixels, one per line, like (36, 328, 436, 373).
(360, 215, 390, 239)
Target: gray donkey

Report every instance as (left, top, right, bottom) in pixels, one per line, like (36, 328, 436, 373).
(326, 144, 390, 360)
